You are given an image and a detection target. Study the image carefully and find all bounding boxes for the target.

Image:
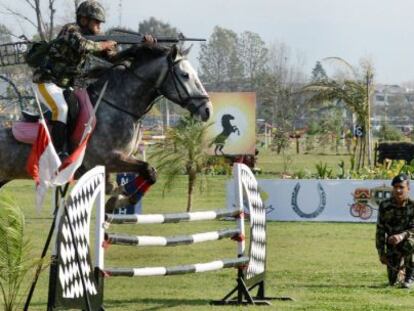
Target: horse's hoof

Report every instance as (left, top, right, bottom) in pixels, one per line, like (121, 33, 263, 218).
(105, 180, 118, 195)
(105, 194, 130, 213)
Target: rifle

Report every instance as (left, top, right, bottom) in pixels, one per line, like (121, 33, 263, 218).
(85, 28, 206, 44)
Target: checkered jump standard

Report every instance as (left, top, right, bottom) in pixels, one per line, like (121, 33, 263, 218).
(47, 164, 275, 310)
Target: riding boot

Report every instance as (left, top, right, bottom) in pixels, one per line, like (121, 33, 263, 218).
(51, 121, 69, 161)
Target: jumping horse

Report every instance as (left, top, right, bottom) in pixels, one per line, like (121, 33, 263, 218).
(0, 44, 212, 189)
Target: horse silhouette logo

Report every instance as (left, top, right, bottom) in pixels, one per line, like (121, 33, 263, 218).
(211, 114, 240, 155)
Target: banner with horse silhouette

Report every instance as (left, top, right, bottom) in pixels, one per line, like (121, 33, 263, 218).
(206, 92, 256, 156)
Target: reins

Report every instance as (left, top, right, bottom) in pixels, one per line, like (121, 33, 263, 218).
(89, 48, 209, 120)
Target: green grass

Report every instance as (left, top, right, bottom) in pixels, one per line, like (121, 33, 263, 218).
(1, 156, 414, 310)
(257, 148, 350, 176)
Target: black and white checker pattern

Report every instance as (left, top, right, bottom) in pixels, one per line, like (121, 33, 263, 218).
(237, 164, 267, 282)
(52, 166, 105, 309)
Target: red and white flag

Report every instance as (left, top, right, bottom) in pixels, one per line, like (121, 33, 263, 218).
(26, 118, 61, 210)
(52, 128, 92, 186)
(27, 81, 105, 210)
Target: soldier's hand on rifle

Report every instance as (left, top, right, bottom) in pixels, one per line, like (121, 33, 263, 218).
(379, 254, 388, 265)
(100, 40, 117, 51)
(142, 34, 157, 46)
(388, 232, 407, 246)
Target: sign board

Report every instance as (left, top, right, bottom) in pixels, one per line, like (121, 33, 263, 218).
(113, 173, 142, 215)
(205, 92, 256, 155)
(227, 179, 402, 222)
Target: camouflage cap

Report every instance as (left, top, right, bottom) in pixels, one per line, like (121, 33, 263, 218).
(77, 0, 106, 22)
(391, 173, 410, 186)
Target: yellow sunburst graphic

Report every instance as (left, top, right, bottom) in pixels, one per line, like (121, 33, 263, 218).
(206, 92, 256, 155)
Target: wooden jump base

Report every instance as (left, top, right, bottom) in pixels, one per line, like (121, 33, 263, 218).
(46, 164, 288, 311)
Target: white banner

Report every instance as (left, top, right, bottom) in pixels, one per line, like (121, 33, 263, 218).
(227, 179, 408, 222)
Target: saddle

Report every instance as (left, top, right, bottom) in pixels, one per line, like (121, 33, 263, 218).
(12, 89, 96, 147)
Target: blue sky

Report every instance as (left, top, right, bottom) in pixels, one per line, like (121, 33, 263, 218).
(2, 0, 414, 84)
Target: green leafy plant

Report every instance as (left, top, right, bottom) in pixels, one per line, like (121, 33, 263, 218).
(337, 160, 347, 179)
(150, 115, 214, 212)
(0, 194, 44, 311)
(315, 162, 333, 179)
(293, 168, 313, 179)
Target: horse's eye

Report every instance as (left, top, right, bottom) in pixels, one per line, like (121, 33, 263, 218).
(182, 72, 190, 79)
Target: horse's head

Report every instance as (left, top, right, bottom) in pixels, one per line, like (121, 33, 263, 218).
(130, 45, 213, 122)
(222, 114, 235, 122)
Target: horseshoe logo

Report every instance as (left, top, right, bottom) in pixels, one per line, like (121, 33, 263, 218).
(291, 182, 326, 218)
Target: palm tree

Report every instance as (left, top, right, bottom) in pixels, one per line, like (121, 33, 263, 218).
(303, 57, 375, 169)
(0, 194, 43, 311)
(150, 115, 213, 212)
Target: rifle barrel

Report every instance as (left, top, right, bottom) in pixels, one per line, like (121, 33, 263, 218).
(85, 34, 205, 44)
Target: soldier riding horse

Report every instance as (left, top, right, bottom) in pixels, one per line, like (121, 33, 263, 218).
(0, 43, 213, 192)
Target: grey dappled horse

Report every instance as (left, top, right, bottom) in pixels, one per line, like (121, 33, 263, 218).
(0, 45, 212, 189)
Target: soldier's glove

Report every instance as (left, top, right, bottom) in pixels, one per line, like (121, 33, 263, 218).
(101, 40, 117, 51)
(142, 34, 157, 46)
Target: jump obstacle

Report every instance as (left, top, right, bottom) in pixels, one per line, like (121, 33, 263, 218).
(46, 163, 282, 310)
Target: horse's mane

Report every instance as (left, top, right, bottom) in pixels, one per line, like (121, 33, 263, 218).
(114, 44, 171, 66)
(86, 45, 174, 82)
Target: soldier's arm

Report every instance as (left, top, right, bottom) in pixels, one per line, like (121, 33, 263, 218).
(402, 201, 414, 240)
(60, 24, 113, 54)
(376, 202, 387, 257)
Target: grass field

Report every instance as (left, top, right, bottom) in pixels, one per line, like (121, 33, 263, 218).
(2, 150, 414, 310)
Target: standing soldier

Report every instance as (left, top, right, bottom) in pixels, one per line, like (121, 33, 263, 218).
(31, 0, 117, 159)
(376, 174, 414, 288)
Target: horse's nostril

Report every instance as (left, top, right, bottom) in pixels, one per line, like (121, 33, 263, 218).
(205, 107, 210, 120)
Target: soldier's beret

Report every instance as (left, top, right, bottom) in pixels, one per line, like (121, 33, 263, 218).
(391, 173, 410, 186)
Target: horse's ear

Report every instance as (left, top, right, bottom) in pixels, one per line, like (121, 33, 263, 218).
(169, 44, 179, 62)
(182, 44, 192, 57)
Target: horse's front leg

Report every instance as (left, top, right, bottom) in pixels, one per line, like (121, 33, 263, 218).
(104, 151, 156, 212)
(233, 126, 240, 135)
(108, 151, 157, 184)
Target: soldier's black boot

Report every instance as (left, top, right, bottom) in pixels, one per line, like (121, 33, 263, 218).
(387, 255, 403, 286)
(387, 266, 398, 286)
(402, 262, 414, 289)
(51, 121, 69, 161)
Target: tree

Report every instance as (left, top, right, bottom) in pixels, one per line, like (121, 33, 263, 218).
(237, 31, 268, 86)
(198, 26, 243, 90)
(0, 0, 57, 41)
(0, 24, 12, 43)
(138, 17, 179, 36)
(149, 115, 212, 212)
(258, 41, 308, 128)
(303, 57, 375, 169)
(311, 61, 328, 82)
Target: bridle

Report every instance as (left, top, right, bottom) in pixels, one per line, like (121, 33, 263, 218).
(95, 51, 210, 120)
(152, 56, 210, 116)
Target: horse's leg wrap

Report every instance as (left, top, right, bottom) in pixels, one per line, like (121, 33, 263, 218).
(108, 152, 158, 184)
(105, 175, 152, 213)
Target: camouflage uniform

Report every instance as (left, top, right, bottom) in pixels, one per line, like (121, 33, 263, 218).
(376, 197, 414, 284)
(31, 0, 110, 157)
(33, 23, 105, 88)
